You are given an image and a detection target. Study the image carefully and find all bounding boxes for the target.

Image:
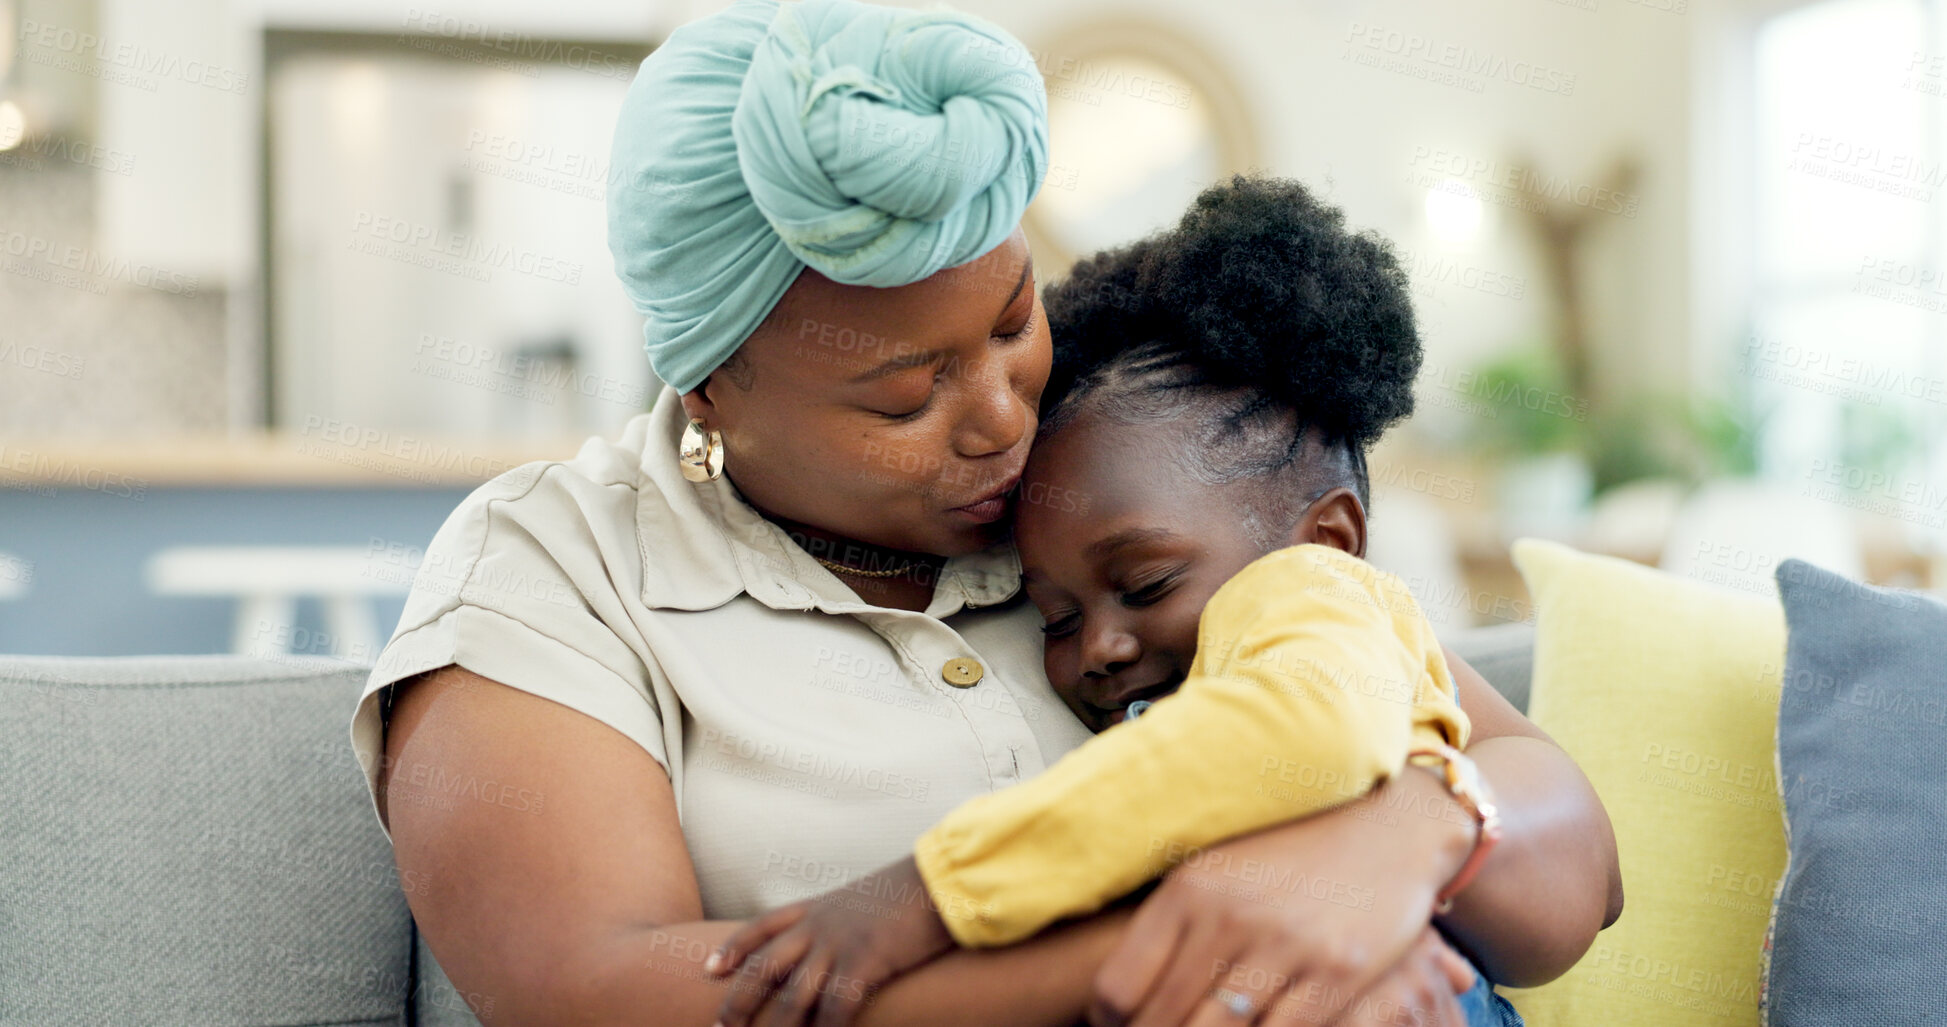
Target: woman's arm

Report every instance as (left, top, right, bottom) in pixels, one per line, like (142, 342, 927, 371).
(1436, 649, 1623, 986)
(1084, 654, 1621, 1025)
(381, 665, 1129, 1027)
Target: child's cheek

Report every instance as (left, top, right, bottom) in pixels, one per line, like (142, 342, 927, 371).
(1159, 587, 1212, 661)
(1043, 655, 1096, 728)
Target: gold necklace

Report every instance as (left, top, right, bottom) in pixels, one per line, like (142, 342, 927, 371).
(814, 555, 920, 579)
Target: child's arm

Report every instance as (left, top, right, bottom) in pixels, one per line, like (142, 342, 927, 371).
(916, 544, 1470, 948)
(706, 546, 1469, 1027)
(708, 856, 957, 1027)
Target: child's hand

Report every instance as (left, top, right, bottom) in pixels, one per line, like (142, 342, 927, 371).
(707, 855, 955, 1027)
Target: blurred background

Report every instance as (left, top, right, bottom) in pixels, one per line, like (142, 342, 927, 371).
(1, 0, 1943, 657)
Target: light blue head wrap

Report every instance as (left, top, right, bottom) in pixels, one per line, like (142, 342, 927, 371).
(607, 0, 1049, 393)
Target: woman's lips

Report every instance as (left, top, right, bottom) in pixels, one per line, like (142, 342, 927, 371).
(950, 475, 1021, 524)
(953, 496, 1009, 523)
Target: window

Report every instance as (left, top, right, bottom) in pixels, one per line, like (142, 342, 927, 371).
(1747, 0, 1947, 540)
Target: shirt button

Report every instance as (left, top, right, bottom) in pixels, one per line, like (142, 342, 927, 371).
(941, 657, 984, 688)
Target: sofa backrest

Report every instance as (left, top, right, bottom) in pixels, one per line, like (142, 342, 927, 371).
(0, 655, 445, 1027)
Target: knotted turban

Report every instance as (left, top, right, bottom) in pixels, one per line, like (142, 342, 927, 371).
(607, 0, 1049, 392)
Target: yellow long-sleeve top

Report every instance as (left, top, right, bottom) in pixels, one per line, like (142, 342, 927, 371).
(912, 544, 1470, 947)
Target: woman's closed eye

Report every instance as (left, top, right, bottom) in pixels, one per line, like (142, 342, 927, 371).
(877, 384, 937, 421)
(870, 369, 943, 421)
(874, 302, 1034, 420)
(994, 307, 1038, 342)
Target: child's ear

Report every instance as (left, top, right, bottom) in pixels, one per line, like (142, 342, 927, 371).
(1287, 487, 1368, 559)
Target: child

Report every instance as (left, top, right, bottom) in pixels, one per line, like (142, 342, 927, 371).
(708, 175, 1520, 1026)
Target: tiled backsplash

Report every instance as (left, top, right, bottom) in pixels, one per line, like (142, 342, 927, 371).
(0, 160, 230, 437)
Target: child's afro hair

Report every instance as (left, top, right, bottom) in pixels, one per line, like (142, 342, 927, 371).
(1041, 174, 1420, 452)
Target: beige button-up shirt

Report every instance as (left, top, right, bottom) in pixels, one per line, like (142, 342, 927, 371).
(351, 388, 1092, 919)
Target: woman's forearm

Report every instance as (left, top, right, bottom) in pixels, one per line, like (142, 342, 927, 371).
(1435, 734, 1621, 986)
(584, 910, 1128, 1027)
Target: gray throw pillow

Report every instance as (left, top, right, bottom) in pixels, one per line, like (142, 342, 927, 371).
(1765, 560, 1947, 1024)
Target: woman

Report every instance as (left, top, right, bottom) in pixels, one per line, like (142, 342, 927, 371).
(352, 1, 1623, 1024)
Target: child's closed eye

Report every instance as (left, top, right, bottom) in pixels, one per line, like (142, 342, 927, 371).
(1120, 572, 1180, 608)
(1039, 609, 1080, 638)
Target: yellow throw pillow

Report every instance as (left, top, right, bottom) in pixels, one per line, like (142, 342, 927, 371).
(1500, 539, 1788, 1027)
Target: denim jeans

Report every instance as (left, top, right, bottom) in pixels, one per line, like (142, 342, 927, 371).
(1456, 961, 1523, 1027)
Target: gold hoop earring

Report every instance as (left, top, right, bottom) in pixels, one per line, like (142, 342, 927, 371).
(678, 418, 724, 482)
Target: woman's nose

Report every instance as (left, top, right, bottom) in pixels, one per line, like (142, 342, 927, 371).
(953, 355, 1031, 457)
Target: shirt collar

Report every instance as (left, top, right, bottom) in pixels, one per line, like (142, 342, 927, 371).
(634, 388, 1023, 617)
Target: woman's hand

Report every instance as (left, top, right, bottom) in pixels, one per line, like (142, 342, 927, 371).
(1317, 927, 1474, 1027)
(709, 856, 957, 1027)
(1087, 766, 1476, 1027)
(1202, 928, 1476, 1027)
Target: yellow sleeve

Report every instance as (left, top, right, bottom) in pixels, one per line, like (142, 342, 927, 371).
(913, 544, 1469, 947)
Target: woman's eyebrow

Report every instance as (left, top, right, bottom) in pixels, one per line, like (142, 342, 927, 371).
(849, 347, 947, 383)
(997, 257, 1034, 312)
(848, 259, 1035, 384)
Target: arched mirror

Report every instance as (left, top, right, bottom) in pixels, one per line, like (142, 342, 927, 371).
(1023, 20, 1261, 269)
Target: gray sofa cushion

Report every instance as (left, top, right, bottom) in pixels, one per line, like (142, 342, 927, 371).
(0, 655, 414, 1027)
(1765, 561, 1947, 1023)
(1444, 621, 1534, 715)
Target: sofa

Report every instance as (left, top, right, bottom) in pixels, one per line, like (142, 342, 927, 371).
(0, 624, 1538, 1026)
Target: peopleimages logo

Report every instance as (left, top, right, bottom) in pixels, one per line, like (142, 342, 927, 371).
(17, 19, 252, 94)
(1744, 330, 1947, 407)
(1415, 359, 1591, 422)
(398, 8, 635, 81)
(0, 445, 148, 499)
(0, 134, 137, 175)
(1786, 133, 1946, 202)
(347, 211, 583, 285)
(410, 334, 649, 408)
(0, 229, 200, 295)
(1801, 459, 1947, 530)
(1395, 247, 1528, 301)
(0, 340, 86, 380)
(957, 37, 1194, 110)
(298, 415, 522, 485)
(1343, 23, 1578, 96)
(1407, 147, 1637, 217)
